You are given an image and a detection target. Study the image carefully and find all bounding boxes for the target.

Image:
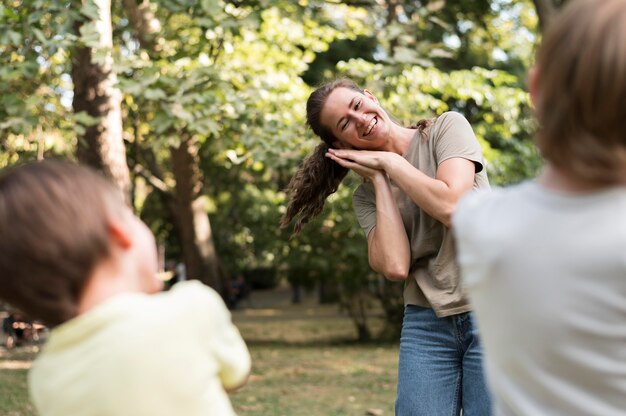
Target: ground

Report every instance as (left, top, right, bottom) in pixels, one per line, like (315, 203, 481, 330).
(0, 283, 399, 416)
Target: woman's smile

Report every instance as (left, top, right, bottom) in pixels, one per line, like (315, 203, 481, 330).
(363, 116, 378, 137)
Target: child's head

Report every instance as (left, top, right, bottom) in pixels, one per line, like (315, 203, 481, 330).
(0, 160, 160, 327)
(531, 0, 626, 185)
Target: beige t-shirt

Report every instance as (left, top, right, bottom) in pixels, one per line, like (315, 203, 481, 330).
(29, 281, 250, 416)
(353, 111, 490, 317)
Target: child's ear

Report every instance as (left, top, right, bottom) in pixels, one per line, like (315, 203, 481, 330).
(108, 219, 132, 249)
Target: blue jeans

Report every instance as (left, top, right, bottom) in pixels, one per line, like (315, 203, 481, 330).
(395, 305, 491, 416)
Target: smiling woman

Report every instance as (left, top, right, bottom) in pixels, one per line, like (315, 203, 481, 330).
(280, 78, 492, 415)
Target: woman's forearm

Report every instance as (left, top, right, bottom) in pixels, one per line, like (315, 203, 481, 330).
(384, 154, 475, 227)
(367, 173, 411, 280)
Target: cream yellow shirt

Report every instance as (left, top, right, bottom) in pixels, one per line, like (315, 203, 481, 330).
(29, 281, 250, 416)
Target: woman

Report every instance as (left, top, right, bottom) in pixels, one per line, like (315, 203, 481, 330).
(281, 78, 491, 415)
(453, 0, 626, 414)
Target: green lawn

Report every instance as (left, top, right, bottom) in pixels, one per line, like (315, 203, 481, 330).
(231, 344, 397, 416)
(0, 290, 399, 416)
(0, 345, 38, 416)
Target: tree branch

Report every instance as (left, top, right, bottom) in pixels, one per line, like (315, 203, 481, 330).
(132, 162, 170, 194)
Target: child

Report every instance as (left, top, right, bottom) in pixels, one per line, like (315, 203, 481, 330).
(0, 160, 250, 416)
(453, 0, 626, 414)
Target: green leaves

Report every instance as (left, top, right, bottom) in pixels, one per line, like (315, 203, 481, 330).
(2, 0, 543, 331)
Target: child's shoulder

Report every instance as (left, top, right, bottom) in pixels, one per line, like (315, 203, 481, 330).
(165, 280, 227, 310)
(453, 182, 535, 234)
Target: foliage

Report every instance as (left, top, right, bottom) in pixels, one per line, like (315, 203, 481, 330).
(1, 0, 544, 337)
(337, 59, 541, 184)
(0, 0, 82, 167)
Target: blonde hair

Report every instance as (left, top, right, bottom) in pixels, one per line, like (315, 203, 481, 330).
(534, 0, 626, 185)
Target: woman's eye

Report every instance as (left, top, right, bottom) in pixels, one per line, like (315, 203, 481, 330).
(342, 120, 349, 130)
(355, 100, 361, 110)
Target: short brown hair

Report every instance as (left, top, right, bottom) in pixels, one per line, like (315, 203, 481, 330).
(534, 0, 626, 185)
(0, 160, 124, 326)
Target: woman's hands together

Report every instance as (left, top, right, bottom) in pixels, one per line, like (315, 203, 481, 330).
(326, 148, 397, 181)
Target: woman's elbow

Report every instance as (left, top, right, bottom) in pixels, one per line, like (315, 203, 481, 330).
(376, 262, 409, 281)
(385, 270, 408, 281)
(438, 202, 456, 228)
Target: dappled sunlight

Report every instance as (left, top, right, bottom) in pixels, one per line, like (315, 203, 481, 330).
(232, 287, 388, 345)
(0, 345, 40, 370)
(238, 308, 281, 317)
(0, 360, 32, 370)
(232, 344, 398, 415)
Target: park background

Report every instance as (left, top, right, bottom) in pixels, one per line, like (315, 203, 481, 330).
(1, 0, 564, 414)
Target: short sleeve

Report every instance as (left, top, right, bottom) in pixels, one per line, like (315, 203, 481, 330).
(430, 112, 484, 173)
(183, 282, 251, 389)
(353, 182, 377, 237)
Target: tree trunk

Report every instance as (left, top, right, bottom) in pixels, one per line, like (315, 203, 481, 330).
(123, 0, 226, 293)
(121, 0, 161, 50)
(170, 135, 223, 293)
(375, 278, 404, 340)
(342, 291, 371, 342)
(532, 0, 558, 33)
(72, 0, 130, 196)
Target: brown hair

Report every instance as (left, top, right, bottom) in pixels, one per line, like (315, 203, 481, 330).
(0, 160, 124, 326)
(280, 78, 433, 234)
(534, 0, 626, 185)
(280, 79, 362, 234)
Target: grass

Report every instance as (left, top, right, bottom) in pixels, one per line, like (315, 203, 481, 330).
(230, 294, 398, 416)
(0, 287, 399, 416)
(231, 344, 397, 416)
(0, 345, 38, 416)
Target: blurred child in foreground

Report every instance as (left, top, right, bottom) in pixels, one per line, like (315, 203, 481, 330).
(453, 0, 626, 414)
(0, 160, 250, 416)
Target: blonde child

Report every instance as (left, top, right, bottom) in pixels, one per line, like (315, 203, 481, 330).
(453, 0, 626, 414)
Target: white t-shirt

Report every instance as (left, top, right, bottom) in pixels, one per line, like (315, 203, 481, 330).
(453, 181, 626, 416)
(29, 281, 250, 416)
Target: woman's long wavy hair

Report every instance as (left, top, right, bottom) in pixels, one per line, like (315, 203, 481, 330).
(280, 79, 362, 235)
(280, 78, 431, 235)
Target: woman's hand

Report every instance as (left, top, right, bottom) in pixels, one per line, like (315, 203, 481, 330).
(326, 148, 396, 171)
(326, 148, 400, 182)
(326, 149, 386, 181)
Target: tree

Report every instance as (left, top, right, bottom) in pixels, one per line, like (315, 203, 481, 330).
(0, 1, 77, 166)
(118, 0, 233, 291)
(73, 0, 130, 195)
(1, 0, 547, 340)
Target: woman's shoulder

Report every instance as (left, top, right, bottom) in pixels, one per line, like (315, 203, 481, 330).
(425, 111, 474, 144)
(431, 111, 470, 131)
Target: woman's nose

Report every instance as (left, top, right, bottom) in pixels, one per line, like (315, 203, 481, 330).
(352, 110, 367, 126)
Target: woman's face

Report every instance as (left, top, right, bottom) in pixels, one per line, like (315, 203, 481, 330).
(320, 87, 392, 150)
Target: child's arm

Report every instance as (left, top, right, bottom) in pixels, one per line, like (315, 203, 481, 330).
(213, 315, 251, 392)
(196, 283, 251, 391)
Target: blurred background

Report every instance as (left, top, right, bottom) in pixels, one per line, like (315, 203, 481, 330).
(0, 1, 565, 414)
